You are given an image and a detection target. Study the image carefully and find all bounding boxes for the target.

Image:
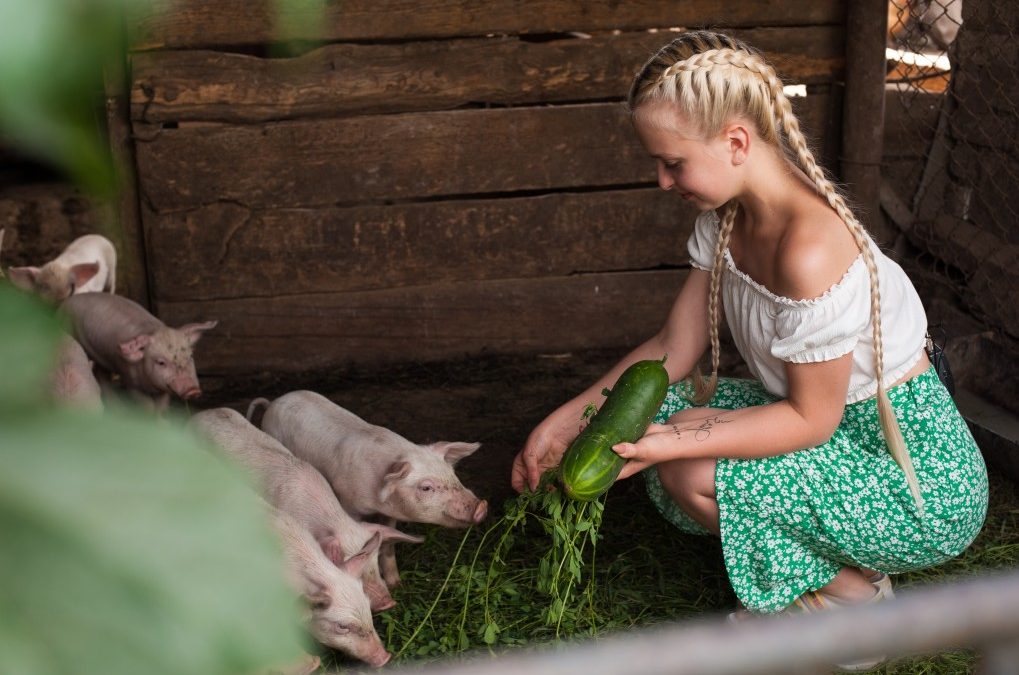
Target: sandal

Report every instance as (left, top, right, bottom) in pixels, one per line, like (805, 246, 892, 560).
(866, 571, 894, 598)
(786, 587, 889, 671)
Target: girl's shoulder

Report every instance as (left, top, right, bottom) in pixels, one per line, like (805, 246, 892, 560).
(773, 210, 861, 303)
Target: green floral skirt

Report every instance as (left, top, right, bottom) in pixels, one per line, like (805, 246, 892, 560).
(644, 366, 988, 613)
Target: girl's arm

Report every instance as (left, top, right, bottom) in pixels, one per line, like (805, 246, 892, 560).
(511, 268, 712, 492)
(613, 351, 853, 479)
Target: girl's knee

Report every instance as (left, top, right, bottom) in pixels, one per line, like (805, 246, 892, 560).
(657, 457, 717, 501)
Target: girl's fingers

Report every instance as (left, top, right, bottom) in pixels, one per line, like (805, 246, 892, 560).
(612, 442, 638, 458)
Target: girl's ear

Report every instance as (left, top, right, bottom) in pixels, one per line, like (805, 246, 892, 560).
(724, 123, 751, 165)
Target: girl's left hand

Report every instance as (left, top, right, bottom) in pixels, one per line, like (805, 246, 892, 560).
(612, 423, 679, 480)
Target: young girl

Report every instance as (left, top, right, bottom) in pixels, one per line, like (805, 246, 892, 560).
(511, 31, 988, 618)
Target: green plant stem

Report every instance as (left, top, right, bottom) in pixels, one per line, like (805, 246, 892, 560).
(456, 519, 502, 644)
(553, 504, 591, 637)
(395, 525, 474, 660)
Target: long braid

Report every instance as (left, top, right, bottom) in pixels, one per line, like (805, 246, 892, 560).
(762, 62, 924, 513)
(690, 200, 738, 404)
(630, 35, 924, 512)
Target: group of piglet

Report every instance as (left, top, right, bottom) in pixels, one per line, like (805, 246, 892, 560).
(190, 393, 486, 666)
(7, 233, 218, 411)
(10, 233, 489, 668)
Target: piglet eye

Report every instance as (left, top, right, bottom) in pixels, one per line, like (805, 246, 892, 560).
(419, 484, 433, 492)
(156, 359, 168, 367)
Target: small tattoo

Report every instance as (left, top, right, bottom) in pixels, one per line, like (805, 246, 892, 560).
(671, 416, 731, 441)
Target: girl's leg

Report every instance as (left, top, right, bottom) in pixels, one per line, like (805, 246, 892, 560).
(656, 456, 720, 535)
(658, 408, 877, 605)
(654, 407, 725, 536)
(817, 567, 880, 602)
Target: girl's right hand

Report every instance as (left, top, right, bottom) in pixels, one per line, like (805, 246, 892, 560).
(510, 407, 583, 493)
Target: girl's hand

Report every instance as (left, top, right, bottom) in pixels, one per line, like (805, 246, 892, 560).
(511, 410, 583, 493)
(612, 423, 679, 480)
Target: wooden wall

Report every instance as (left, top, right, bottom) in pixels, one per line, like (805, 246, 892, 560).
(126, 1, 847, 377)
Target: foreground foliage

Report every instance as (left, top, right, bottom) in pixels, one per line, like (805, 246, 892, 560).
(0, 286, 305, 675)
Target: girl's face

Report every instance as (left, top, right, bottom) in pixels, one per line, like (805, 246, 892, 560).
(631, 103, 744, 210)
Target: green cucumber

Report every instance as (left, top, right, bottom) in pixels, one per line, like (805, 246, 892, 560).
(559, 357, 670, 501)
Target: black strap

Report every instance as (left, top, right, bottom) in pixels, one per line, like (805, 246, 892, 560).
(925, 325, 955, 396)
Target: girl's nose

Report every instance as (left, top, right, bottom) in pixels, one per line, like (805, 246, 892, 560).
(656, 162, 674, 191)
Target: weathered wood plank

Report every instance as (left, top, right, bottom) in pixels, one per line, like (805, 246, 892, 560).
(131, 0, 846, 51)
(0, 184, 113, 268)
(135, 95, 832, 211)
(157, 269, 688, 375)
(131, 26, 844, 123)
(144, 188, 698, 301)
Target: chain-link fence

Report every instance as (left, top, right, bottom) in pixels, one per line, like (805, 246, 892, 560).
(883, 0, 1019, 363)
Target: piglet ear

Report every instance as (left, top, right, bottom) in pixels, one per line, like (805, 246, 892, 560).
(319, 535, 345, 567)
(365, 523, 425, 545)
(302, 579, 332, 611)
(7, 266, 40, 291)
(384, 461, 411, 483)
(431, 441, 481, 465)
(69, 262, 99, 289)
(179, 320, 218, 346)
(339, 532, 381, 578)
(119, 334, 153, 362)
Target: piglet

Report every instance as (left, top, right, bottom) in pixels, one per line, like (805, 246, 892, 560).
(269, 508, 391, 668)
(189, 407, 422, 612)
(8, 234, 116, 303)
(48, 336, 103, 410)
(256, 391, 487, 587)
(60, 293, 216, 411)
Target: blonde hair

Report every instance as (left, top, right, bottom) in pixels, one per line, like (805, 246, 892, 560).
(629, 31, 923, 513)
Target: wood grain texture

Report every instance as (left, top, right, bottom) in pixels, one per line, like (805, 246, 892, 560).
(157, 269, 689, 375)
(144, 188, 698, 301)
(135, 95, 832, 211)
(131, 0, 846, 50)
(131, 27, 844, 122)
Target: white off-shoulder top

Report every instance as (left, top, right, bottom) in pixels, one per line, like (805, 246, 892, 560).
(688, 210, 928, 404)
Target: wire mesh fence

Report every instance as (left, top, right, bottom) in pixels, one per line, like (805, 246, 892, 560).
(882, 0, 1019, 359)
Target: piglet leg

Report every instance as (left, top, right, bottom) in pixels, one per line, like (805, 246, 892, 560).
(379, 517, 401, 588)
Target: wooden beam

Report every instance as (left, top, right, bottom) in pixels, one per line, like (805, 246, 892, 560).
(156, 269, 688, 376)
(143, 188, 698, 302)
(134, 95, 832, 212)
(131, 0, 846, 51)
(841, 0, 889, 242)
(103, 20, 150, 307)
(130, 26, 844, 123)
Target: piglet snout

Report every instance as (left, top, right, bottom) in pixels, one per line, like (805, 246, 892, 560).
(181, 387, 202, 400)
(473, 500, 488, 524)
(368, 649, 391, 668)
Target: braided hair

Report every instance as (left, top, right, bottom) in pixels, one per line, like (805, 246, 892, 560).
(628, 31, 923, 512)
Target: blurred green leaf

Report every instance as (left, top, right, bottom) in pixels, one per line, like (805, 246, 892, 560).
(0, 405, 305, 675)
(0, 0, 138, 197)
(0, 289, 304, 675)
(270, 0, 327, 57)
(0, 284, 64, 408)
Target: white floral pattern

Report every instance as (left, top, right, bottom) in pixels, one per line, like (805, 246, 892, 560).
(644, 366, 989, 613)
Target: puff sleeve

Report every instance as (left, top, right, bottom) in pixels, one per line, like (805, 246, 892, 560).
(687, 210, 720, 271)
(769, 269, 871, 363)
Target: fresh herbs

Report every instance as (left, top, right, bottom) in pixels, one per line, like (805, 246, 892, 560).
(388, 472, 609, 660)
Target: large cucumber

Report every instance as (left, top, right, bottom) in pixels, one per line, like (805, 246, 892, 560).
(559, 358, 670, 501)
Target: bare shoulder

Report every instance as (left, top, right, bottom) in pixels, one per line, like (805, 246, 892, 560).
(773, 209, 862, 302)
